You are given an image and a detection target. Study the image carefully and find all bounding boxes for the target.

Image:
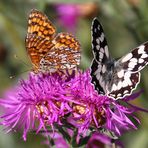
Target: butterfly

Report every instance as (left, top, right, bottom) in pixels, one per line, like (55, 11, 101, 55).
(25, 9, 81, 73)
(90, 18, 148, 100)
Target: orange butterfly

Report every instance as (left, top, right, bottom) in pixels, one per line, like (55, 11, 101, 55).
(25, 9, 81, 73)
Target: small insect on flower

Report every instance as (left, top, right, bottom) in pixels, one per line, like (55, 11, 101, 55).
(90, 18, 148, 100)
(25, 9, 81, 73)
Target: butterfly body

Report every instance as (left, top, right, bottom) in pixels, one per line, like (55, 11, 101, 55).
(91, 18, 148, 100)
(26, 9, 81, 73)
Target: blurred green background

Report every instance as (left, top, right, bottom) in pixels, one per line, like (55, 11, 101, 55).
(0, 0, 148, 148)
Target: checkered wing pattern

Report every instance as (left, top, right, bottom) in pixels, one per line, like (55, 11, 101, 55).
(108, 42, 148, 99)
(27, 9, 56, 40)
(91, 18, 111, 95)
(40, 33, 81, 72)
(25, 9, 81, 72)
(90, 18, 148, 100)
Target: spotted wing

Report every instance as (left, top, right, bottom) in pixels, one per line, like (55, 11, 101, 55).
(90, 18, 111, 94)
(107, 71, 140, 100)
(26, 9, 56, 68)
(107, 42, 148, 99)
(53, 32, 80, 51)
(90, 18, 148, 100)
(119, 42, 148, 72)
(40, 32, 81, 72)
(25, 34, 53, 68)
(91, 18, 110, 63)
(91, 59, 105, 93)
(27, 9, 56, 40)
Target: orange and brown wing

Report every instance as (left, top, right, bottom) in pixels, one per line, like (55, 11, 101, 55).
(40, 33, 81, 71)
(26, 34, 53, 68)
(27, 9, 56, 40)
(26, 9, 56, 68)
(52, 32, 80, 52)
(41, 46, 81, 70)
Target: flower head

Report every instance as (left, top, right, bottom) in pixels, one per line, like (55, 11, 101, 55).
(0, 72, 73, 141)
(0, 70, 146, 147)
(55, 4, 79, 34)
(64, 70, 145, 137)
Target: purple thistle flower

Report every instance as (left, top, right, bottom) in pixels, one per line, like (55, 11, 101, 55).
(55, 4, 79, 34)
(65, 70, 146, 137)
(0, 69, 147, 146)
(0, 72, 73, 141)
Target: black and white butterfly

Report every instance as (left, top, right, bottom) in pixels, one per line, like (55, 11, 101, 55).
(90, 18, 148, 100)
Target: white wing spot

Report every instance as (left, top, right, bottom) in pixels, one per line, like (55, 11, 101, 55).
(125, 72, 131, 79)
(99, 51, 104, 59)
(139, 58, 144, 63)
(130, 58, 137, 63)
(111, 84, 117, 91)
(94, 28, 97, 33)
(128, 67, 133, 71)
(122, 53, 133, 63)
(117, 93, 122, 97)
(96, 45, 100, 50)
(117, 81, 122, 90)
(100, 48, 104, 53)
(138, 45, 145, 54)
(100, 33, 104, 42)
(110, 94, 116, 98)
(141, 54, 148, 58)
(124, 90, 128, 94)
(105, 46, 109, 58)
(122, 81, 128, 87)
(96, 38, 100, 44)
(128, 62, 136, 68)
(117, 70, 124, 78)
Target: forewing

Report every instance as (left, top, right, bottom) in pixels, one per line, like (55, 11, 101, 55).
(26, 9, 56, 67)
(90, 18, 111, 94)
(26, 34, 53, 67)
(91, 18, 110, 63)
(27, 9, 56, 40)
(119, 41, 148, 72)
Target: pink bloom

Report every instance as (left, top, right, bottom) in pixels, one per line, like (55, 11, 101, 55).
(0, 70, 147, 147)
(55, 4, 79, 34)
(66, 70, 146, 136)
(0, 72, 73, 140)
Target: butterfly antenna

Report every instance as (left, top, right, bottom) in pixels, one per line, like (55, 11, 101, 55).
(14, 54, 31, 67)
(9, 68, 32, 79)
